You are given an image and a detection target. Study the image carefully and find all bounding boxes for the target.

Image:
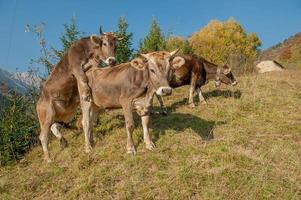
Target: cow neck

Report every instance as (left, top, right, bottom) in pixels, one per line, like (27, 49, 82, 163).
(140, 68, 157, 101)
(204, 63, 220, 82)
(143, 69, 155, 95)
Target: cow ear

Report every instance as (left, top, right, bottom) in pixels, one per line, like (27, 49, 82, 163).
(90, 34, 101, 46)
(223, 68, 231, 75)
(130, 58, 147, 70)
(171, 56, 185, 69)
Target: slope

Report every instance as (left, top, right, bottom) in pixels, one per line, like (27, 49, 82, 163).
(1, 70, 301, 199)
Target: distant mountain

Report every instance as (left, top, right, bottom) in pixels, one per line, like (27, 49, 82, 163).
(0, 68, 28, 95)
(0, 68, 43, 111)
(13, 71, 42, 89)
(0, 68, 42, 95)
(259, 32, 301, 69)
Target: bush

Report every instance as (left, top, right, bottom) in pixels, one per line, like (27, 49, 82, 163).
(165, 36, 194, 55)
(0, 92, 38, 165)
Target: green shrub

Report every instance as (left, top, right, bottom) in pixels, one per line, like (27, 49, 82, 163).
(0, 92, 38, 165)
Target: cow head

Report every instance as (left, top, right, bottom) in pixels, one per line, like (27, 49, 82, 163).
(90, 27, 119, 66)
(131, 50, 185, 96)
(215, 65, 238, 87)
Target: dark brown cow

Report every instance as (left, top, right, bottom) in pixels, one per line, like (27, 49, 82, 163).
(156, 54, 238, 113)
(37, 31, 118, 162)
(37, 50, 185, 162)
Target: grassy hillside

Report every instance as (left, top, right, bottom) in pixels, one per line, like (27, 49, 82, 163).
(260, 32, 301, 70)
(1, 70, 301, 199)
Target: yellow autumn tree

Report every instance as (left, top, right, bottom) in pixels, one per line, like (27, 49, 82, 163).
(189, 18, 261, 66)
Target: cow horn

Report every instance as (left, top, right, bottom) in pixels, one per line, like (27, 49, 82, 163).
(169, 49, 180, 58)
(99, 26, 103, 35)
(139, 53, 149, 60)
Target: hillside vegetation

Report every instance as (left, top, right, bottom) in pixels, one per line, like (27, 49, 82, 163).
(260, 32, 301, 70)
(1, 70, 300, 199)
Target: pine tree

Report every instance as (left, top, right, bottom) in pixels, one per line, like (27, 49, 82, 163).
(114, 17, 134, 63)
(139, 18, 166, 53)
(52, 17, 84, 59)
(26, 18, 83, 75)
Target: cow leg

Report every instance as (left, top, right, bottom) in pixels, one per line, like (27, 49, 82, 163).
(188, 75, 198, 108)
(196, 87, 207, 104)
(141, 115, 155, 151)
(39, 123, 52, 163)
(71, 64, 91, 102)
(76, 114, 83, 130)
(76, 105, 100, 131)
(81, 100, 93, 153)
(188, 86, 196, 107)
(37, 101, 54, 163)
(155, 94, 168, 115)
(91, 104, 101, 127)
(50, 123, 68, 149)
(122, 105, 136, 155)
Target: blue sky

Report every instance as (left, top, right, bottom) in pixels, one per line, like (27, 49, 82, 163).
(0, 0, 300, 72)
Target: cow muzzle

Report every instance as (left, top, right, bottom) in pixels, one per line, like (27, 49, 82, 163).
(156, 86, 172, 96)
(105, 57, 116, 66)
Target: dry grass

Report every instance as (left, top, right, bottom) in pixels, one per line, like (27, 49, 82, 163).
(1, 70, 301, 200)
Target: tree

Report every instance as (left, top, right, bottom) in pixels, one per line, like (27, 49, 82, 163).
(26, 18, 83, 76)
(139, 18, 166, 53)
(0, 92, 38, 165)
(25, 23, 56, 75)
(166, 36, 194, 55)
(114, 17, 134, 64)
(53, 17, 84, 59)
(189, 18, 261, 66)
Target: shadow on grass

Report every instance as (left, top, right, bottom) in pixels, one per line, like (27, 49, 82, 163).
(69, 108, 224, 147)
(157, 89, 242, 111)
(91, 110, 222, 147)
(150, 112, 225, 142)
(204, 89, 242, 100)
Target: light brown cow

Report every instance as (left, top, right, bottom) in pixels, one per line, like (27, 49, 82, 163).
(37, 31, 118, 162)
(37, 50, 185, 162)
(70, 29, 118, 102)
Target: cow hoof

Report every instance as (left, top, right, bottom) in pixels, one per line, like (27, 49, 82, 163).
(44, 156, 52, 163)
(89, 139, 95, 146)
(151, 111, 160, 115)
(161, 110, 168, 116)
(60, 137, 68, 149)
(200, 101, 207, 105)
(127, 147, 136, 155)
(85, 145, 93, 153)
(146, 142, 156, 151)
(189, 103, 196, 108)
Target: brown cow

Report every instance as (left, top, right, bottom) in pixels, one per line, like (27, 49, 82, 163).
(37, 31, 118, 162)
(156, 54, 238, 113)
(69, 29, 118, 102)
(37, 50, 185, 162)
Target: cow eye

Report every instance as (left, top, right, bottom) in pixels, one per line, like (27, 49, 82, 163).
(150, 69, 155, 73)
(103, 42, 107, 46)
